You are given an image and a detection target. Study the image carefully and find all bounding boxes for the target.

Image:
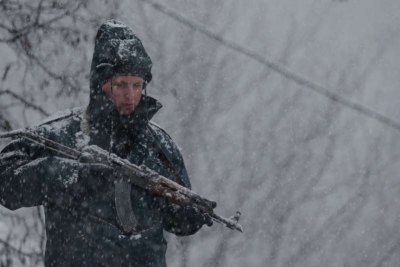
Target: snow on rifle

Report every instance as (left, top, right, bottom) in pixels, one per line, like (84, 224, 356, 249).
(0, 129, 243, 233)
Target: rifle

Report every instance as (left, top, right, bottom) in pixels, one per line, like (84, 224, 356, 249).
(0, 129, 243, 233)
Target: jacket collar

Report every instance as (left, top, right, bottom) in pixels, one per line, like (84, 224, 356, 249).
(85, 95, 162, 153)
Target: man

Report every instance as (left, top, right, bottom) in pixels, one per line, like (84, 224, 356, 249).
(0, 20, 211, 267)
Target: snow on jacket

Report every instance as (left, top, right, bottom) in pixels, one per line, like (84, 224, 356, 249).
(0, 102, 199, 267)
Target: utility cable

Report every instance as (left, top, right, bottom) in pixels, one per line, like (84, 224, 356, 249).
(140, 0, 400, 131)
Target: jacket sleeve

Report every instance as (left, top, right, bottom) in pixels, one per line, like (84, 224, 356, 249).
(156, 135, 204, 236)
(161, 159, 203, 236)
(0, 139, 80, 210)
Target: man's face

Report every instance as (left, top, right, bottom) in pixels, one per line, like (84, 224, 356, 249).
(103, 75, 144, 115)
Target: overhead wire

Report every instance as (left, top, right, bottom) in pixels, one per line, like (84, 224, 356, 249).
(140, 0, 400, 131)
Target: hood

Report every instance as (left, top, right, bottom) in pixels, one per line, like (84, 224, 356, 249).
(91, 20, 152, 84)
(87, 20, 161, 153)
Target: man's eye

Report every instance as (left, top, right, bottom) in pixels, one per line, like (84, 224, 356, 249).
(134, 83, 141, 87)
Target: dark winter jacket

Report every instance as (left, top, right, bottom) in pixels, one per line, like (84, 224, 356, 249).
(0, 20, 201, 267)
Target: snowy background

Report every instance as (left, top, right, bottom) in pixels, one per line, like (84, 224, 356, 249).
(1, 0, 400, 266)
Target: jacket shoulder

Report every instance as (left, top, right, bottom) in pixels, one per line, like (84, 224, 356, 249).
(148, 121, 181, 152)
(37, 107, 85, 127)
(148, 120, 165, 132)
(33, 107, 85, 146)
(149, 121, 181, 157)
(147, 121, 191, 188)
(0, 108, 83, 163)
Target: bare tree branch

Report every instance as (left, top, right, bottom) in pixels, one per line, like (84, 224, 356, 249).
(0, 90, 49, 117)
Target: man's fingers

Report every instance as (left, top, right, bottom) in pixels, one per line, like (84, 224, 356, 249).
(91, 163, 114, 173)
(204, 214, 213, 227)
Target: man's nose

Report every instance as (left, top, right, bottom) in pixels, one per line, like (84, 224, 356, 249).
(125, 86, 137, 98)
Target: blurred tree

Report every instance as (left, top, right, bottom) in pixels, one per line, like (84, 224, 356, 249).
(0, 0, 122, 129)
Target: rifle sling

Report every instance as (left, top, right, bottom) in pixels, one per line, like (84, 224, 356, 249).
(146, 125, 188, 188)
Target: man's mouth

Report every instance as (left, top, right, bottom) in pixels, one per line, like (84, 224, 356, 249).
(123, 103, 134, 108)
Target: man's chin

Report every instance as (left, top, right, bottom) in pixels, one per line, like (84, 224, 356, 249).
(117, 107, 135, 116)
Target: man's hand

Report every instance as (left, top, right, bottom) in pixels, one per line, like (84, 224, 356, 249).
(51, 162, 115, 211)
(75, 163, 115, 194)
(78, 163, 115, 182)
(37, 159, 116, 208)
(176, 206, 213, 227)
(162, 203, 213, 235)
